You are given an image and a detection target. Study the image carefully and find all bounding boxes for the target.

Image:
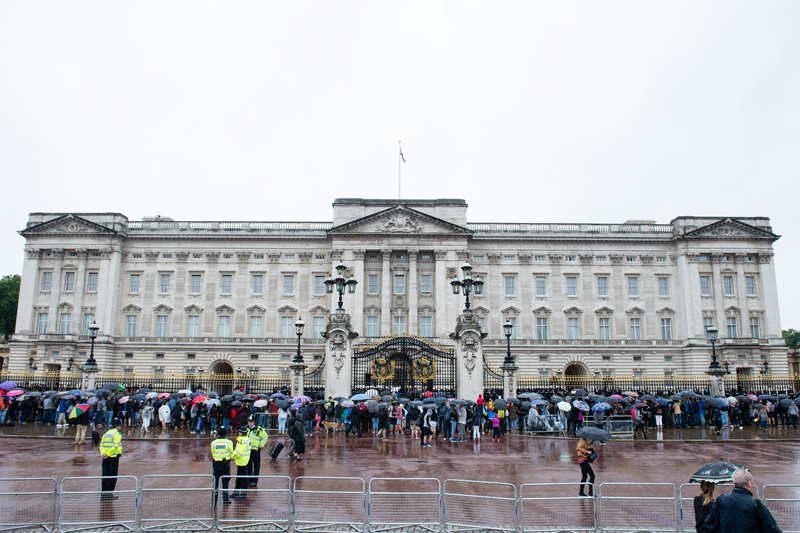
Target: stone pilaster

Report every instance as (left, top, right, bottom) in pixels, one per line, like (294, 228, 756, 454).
(323, 309, 359, 399)
(450, 311, 486, 401)
(290, 363, 307, 398)
(503, 364, 518, 400)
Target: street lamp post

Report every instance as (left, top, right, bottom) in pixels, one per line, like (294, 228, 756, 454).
(705, 325, 726, 397)
(85, 322, 100, 371)
(450, 262, 484, 312)
(503, 318, 515, 366)
(707, 326, 720, 370)
(501, 318, 518, 400)
(293, 316, 305, 364)
(325, 261, 358, 310)
(290, 316, 307, 398)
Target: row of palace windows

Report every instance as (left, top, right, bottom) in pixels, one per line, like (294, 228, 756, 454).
(40, 271, 98, 293)
(699, 274, 758, 297)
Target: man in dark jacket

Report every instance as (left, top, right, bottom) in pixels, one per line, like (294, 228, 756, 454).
(705, 469, 781, 533)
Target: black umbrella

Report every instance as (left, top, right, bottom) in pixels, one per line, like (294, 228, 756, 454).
(275, 400, 289, 409)
(570, 389, 588, 397)
(232, 391, 246, 398)
(103, 383, 124, 391)
(409, 401, 424, 407)
(779, 399, 794, 409)
(736, 395, 751, 404)
(433, 397, 447, 405)
(399, 397, 411, 403)
(493, 400, 508, 410)
(521, 401, 532, 409)
(132, 394, 146, 401)
(640, 394, 657, 402)
(758, 395, 777, 401)
(270, 393, 285, 399)
(518, 392, 543, 401)
(680, 391, 699, 399)
(669, 395, 683, 402)
(754, 403, 767, 411)
(207, 392, 219, 398)
(704, 398, 723, 409)
(221, 395, 234, 402)
(231, 400, 243, 407)
(137, 387, 152, 394)
(315, 399, 326, 405)
(241, 395, 257, 402)
(690, 462, 744, 484)
(576, 427, 612, 442)
(608, 397, 627, 404)
(333, 396, 345, 401)
(550, 395, 564, 403)
(423, 397, 435, 404)
(508, 398, 521, 405)
(382, 395, 392, 403)
(794, 398, 800, 407)
(257, 394, 269, 400)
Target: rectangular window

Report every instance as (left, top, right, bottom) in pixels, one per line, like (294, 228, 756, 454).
(727, 317, 738, 338)
(315, 254, 326, 260)
(394, 275, 405, 295)
(661, 318, 672, 340)
(599, 318, 610, 340)
(568, 318, 579, 340)
(596, 256, 607, 263)
(626, 256, 638, 263)
(658, 277, 669, 297)
(366, 316, 379, 337)
(41, 272, 52, 291)
(156, 315, 168, 337)
(313, 317, 325, 338)
(368, 275, 379, 295)
(535, 255, 546, 262)
(566, 277, 577, 296)
(160, 274, 170, 294)
(478, 317, 486, 333)
(703, 317, 714, 338)
(536, 277, 546, 296)
(64, 272, 75, 292)
(537, 318, 548, 340)
(597, 277, 608, 296)
(504, 255, 515, 262)
(420, 316, 432, 337)
(219, 316, 231, 338)
(628, 277, 639, 297)
(221, 275, 232, 294)
(193, 254, 203, 259)
(86, 272, 98, 292)
(393, 316, 406, 333)
(126, 315, 137, 337)
(723, 276, 734, 296)
(188, 316, 199, 337)
(750, 317, 760, 338)
(504, 276, 515, 296)
(473, 256, 484, 262)
(284, 254, 295, 260)
(250, 354, 258, 361)
(539, 355, 548, 362)
(125, 353, 133, 359)
(656, 257, 667, 263)
(37, 313, 48, 334)
(250, 316, 262, 337)
(314, 276, 325, 295)
(248, 275, 261, 295)
(83, 313, 95, 335)
(420, 275, 432, 294)
(700, 276, 711, 296)
(283, 275, 294, 295)
(130, 274, 140, 293)
(630, 318, 641, 340)
(60, 313, 71, 334)
(565, 256, 577, 262)
(746, 276, 756, 296)
(191, 275, 201, 293)
(281, 316, 293, 338)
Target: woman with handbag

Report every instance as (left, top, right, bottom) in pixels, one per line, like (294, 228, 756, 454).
(577, 438, 596, 497)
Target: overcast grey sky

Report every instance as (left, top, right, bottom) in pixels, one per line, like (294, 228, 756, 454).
(1, 2, 798, 329)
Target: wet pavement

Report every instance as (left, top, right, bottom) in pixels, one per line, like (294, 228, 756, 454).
(1, 422, 799, 490)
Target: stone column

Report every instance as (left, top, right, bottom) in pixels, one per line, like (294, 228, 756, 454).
(450, 311, 486, 401)
(323, 309, 358, 399)
(72, 250, 88, 333)
(706, 368, 726, 397)
(98, 247, 123, 336)
(710, 254, 727, 336)
(290, 362, 307, 398)
(380, 249, 392, 335)
(434, 250, 447, 337)
(353, 250, 365, 334)
(81, 363, 100, 392)
(734, 254, 751, 336)
(48, 250, 64, 332)
(502, 363, 518, 400)
(408, 249, 418, 333)
(757, 252, 781, 338)
(15, 248, 41, 334)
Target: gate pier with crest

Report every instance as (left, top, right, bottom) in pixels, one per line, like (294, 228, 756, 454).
(323, 309, 359, 400)
(450, 311, 486, 400)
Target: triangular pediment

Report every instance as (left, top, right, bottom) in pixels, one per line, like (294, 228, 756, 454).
(656, 306, 676, 316)
(626, 306, 646, 317)
(364, 305, 382, 313)
(21, 214, 118, 236)
(594, 306, 615, 316)
(501, 306, 521, 315)
(683, 218, 779, 241)
(472, 306, 490, 315)
(153, 304, 173, 313)
(418, 305, 436, 313)
(122, 304, 142, 312)
(184, 304, 204, 313)
(247, 305, 266, 314)
(532, 306, 552, 316)
(563, 306, 584, 316)
(277, 305, 297, 314)
(308, 305, 329, 314)
(215, 304, 235, 313)
(328, 205, 472, 236)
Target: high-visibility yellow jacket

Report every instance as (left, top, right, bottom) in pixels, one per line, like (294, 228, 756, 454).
(246, 425, 268, 449)
(211, 438, 233, 461)
(100, 428, 122, 457)
(232, 436, 251, 466)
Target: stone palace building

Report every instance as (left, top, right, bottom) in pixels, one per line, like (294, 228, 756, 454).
(5, 198, 789, 383)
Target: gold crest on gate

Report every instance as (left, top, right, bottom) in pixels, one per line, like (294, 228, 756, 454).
(413, 356, 436, 381)
(372, 356, 395, 382)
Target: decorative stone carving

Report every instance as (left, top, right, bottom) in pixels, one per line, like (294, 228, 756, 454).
(549, 254, 562, 263)
(330, 249, 344, 260)
(594, 306, 615, 317)
(519, 253, 532, 264)
(564, 306, 584, 317)
(457, 250, 469, 261)
(378, 212, 420, 233)
(460, 331, 480, 378)
(26, 249, 41, 260)
(641, 255, 654, 264)
(329, 332, 346, 378)
(488, 253, 501, 264)
(206, 252, 220, 262)
(237, 252, 251, 262)
(435, 250, 447, 261)
(450, 311, 487, 341)
(298, 252, 312, 262)
(52, 249, 65, 259)
(215, 304, 235, 313)
(353, 250, 365, 260)
(656, 307, 676, 317)
(145, 251, 159, 262)
(609, 254, 624, 264)
(757, 253, 773, 264)
(267, 252, 281, 262)
(702, 310, 716, 318)
(176, 252, 189, 262)
(626, 307, 645, 317)
(532, 306, 552, 317)
(322, 309, 359, 340)
(446, 267, 457, 279)
(579, 254, 594, 264)
(724, 306, 740, 318)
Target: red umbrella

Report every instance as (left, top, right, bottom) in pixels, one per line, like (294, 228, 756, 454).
(191, 395, 207, 405)
(158, 392, 170, 398)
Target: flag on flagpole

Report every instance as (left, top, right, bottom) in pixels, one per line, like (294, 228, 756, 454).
(400, 148, 406, 163)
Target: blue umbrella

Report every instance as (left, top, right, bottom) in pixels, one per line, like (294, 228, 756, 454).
(532, 399, 549, 405)
(69, 389, 89, 397)
(592, 402, 612, 411)
(351, 393, 371, 401)
(270, 393, 285, 399)
(190, 392, 203, 399)
(655, 398, 670, 406)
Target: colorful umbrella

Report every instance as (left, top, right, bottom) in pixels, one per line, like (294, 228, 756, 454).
(158, 392, 170, 398)
(690, 462, 744, 484)
(102, 383, 124, 391)
(592, 402, 612, 411)
(191, 395, 207, 405)
(574, 400, 590, 412)
(609, 394, 624, 400)
(146, 392, 158, 399)
(69, 404, 90, 419)
(0, 381, 17, 389)
(7, 389, 24, 397)
(622, 391, 639, 398)
(747, 394, 758, 401)
(293, 395, 312, 403)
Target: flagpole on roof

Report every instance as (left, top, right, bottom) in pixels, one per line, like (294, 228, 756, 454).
(398, 140, 402, 199)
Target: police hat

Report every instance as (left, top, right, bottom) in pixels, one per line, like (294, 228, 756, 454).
(112, 418, 122, 427)
(238, 426, 248, 433)
(217, 427, 227, 437)
(247, 415, 255, 422)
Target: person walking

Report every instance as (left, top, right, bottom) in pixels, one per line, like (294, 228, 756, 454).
(245, 415, 268, 486)
(158, 402, 170, 431)
(422, 407, 434, 447)
(633, 407, 648, 439)
(704, 469, 781, 533)
(140, 401, 153, 434)
(694, 481, 716, 533)
(576, 438, 596, 497)
(288, 413, 306, 460)
(100, 418, 123, 499)
(210, 427, 233, 506)
(231, 427, 251, 499)
(75, 406, 90, 445)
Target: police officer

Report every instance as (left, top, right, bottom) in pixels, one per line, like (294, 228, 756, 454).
(100, 418, 123, 499)
(211, 427, 233, 506)
(246, 415, 268, 487)
(231, 427, 251, 499)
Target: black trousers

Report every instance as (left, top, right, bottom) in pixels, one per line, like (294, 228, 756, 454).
(579, 461, 595, 495)
(101, 456, 120, 492)
(247, 449, 261, 483)
(234, 465, 249, 495)
(212, 462, 230, 503)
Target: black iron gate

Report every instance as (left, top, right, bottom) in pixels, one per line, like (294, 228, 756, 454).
(352, 334, 456, 398)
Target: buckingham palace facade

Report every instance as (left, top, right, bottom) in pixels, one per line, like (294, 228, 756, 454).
(6, 198, 789, 379)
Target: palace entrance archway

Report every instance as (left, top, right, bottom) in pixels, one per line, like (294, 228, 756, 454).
(209, 361, 234, 396)
(564, 363, 589, 377)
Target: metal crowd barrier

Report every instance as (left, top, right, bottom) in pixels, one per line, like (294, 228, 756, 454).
(216, 475, 292, 533)
(444, 479, 517, 533)
(678, 483, 760, 533)
(59, 475, 138, 533)
(607, 415, 634, 438)
(293, 476, 365, 533)
(368, 477, 441, 533)
(0, 477, 57, 533)
(524, 413, 566, 435)
(519, 482, 595, 533)
(762, 484, 800, 533)
(599, 482, 677, 533)
(140, 474, 215, 532)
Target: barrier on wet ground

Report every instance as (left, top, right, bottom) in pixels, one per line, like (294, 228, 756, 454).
(519, 482, 596, 533)
(59, 476, 138, 533)
(607, 415, 634, 438)
(443, 479, 517, 533)
(0, 477, 57, 533)
(293, 476, 365, 533)
(525, 414, 566, 435)
(598, 482, 677, 533)
(678, 483, 761, 533)
(215, 475, 292, 533)
(139, 474, 215, 532)
(762, 484, 800, 533)
(367, 477, 441, 533)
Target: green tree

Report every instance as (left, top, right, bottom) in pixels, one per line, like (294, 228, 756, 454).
(0, 274, 21, 339)
(783, 328, 800, 348)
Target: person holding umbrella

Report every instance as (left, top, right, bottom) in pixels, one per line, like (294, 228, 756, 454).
(576, 437, 596, 497)
(704, 469, 781, 533)
(100, 418, 123, 499)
